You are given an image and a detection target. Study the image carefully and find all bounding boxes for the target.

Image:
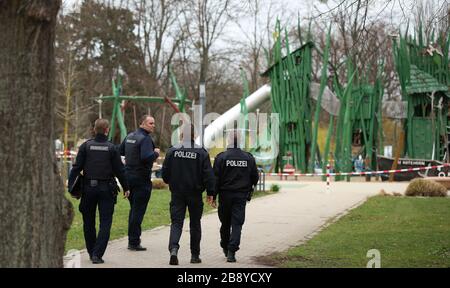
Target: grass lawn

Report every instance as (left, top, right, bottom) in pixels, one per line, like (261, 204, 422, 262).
(261, 196, 450, 268)
(65, 189, 275, 252)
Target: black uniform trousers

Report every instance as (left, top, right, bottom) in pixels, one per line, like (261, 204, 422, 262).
(218, 192, 247, 253)
(168, 192, 203, 256)
(79, 181, 115, 258)
(127, 173, 152, 246)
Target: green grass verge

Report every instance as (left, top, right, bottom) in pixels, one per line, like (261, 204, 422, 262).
(262, 196, 450, 268)
(65, 189, 276, 252)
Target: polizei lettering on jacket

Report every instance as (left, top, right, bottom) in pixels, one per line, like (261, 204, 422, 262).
(89, 145, 109, 151)
(226, 160, 248, 167)
(174, 151, 198, 159)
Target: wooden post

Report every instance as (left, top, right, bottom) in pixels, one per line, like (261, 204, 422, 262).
(389, 131, 404, 182)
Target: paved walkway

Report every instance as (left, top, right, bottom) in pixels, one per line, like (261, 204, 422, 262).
(67, 180, 409, 268)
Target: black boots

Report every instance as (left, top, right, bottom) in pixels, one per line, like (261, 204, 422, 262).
(223, 248, 228, 257)
(169, 248, 179, 265)
(190, 254, 202, 264)
(227, 251, 236, 263)
(91, 255, 104, 264)
(169, 249, 201, 265)
(128, 244, 147, 251)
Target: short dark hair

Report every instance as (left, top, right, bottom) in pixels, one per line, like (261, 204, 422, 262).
(140, 114, 153, 124)
(94, 118, 109, 134)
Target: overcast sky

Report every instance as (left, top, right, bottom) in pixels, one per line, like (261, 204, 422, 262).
(60, 0, 448, 67)
(62, 0, 447, 24)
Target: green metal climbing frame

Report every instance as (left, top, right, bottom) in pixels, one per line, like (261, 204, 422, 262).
(98, 73, 191, 142)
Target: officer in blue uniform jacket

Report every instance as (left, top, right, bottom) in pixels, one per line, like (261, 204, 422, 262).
(119, 115, 160, 251)
(68, 119, 129, 264)
(211, 130, 259, 263)
(162, 124, 215, 265)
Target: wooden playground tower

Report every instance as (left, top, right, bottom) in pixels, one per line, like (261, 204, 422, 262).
(260, 21, 449, 177)
(393, 27, 450, 161)
(261, 20, 384, 176)
(260, 20, 317, 173)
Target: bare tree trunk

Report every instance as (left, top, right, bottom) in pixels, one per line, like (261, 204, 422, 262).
(184, 0, 231, 94)
(0, 0, 73, 267)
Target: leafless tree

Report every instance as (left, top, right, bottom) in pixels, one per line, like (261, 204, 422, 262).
(132, 0, 187, 93)
(183, 0, 233, 90)
(233, 0, 275, 92)
(413, 0, 449, 40)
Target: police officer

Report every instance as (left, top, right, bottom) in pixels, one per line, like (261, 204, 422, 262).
(211, 130, 259, 263)
(119, 115, 160, 251)
(162, 124, 215, 265)
(68, 118, 129, 264)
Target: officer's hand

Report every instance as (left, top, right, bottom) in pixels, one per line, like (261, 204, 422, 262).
(123, 190, 130, 199)
(207, 196, 216, 208)
(154, 148, 160, 154)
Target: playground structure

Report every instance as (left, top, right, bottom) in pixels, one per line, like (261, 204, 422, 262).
(332, 62, 384, 180)
(260, 30, 315, 173)
(96, 20, 449, 181)
(99, 70, 191, 142)
(202, 20, 385, 177)
(204, 25, 449, 180)
(393, 27, 450, 161)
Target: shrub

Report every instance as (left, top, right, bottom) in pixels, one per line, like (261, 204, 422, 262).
(405, 178, 447, 197)
(152, 179, 168, 190)
(270, 184, 280, 192)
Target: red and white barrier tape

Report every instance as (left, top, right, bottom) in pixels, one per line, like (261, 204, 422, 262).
(326, 163, 331, 193)
(56, 151, 76, 159)
(268, 163, 450, 177)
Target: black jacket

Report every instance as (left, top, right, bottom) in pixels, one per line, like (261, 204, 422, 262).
(119, 127, 159, 177)
(213, 147, 259, 196)
(162, 141, 215, 196)
(68, 134, 129, 191)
